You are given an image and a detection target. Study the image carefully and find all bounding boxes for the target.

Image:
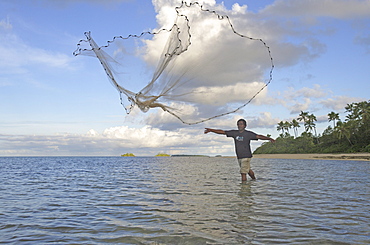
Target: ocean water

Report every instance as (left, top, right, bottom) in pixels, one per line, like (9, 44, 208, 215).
(0, 156, 369, 244)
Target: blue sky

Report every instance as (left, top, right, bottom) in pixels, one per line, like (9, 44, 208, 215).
(1, 0, 369, 156)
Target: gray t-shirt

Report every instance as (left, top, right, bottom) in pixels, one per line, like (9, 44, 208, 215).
(225, 130, 258, 159)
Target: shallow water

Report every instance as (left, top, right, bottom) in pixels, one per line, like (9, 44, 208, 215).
(0, 156, 369, 244)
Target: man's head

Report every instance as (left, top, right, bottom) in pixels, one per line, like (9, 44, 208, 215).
(237, 119, 247, 131)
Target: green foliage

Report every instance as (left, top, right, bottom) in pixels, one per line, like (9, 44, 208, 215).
(255, 100, 370, 154)
(121, 153, 136, 157)
(254, 134, 315, 154)
(155, 153, 171, 157)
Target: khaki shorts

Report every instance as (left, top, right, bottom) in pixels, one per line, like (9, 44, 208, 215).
(238, 158, 251, 174)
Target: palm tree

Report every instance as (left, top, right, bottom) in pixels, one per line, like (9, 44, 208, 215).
(335, 121, 353, 145)
(277, 121, 285, 135)
(346, 112, 358, 122)
(291, 119, 300, 138)
(345, 103, 355, 115)
(328, 111, 340, 128)
(356, 101, 370, 123)
(304, 118, 315, 133)
(304, 113, 319, 143)
(298, 111, 309, 136)
(283, 121, 292, 135)
(298, 111, 309, 125)
(307, 113, 318, 136)
(343, 101, 370, 147)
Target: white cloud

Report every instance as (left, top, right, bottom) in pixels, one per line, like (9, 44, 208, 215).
(0, 34, 73, 72)
(0, 125, 217, 156)
(188, 82, 267, 105)
(319, 95, 365, 111)
(145, 102, 199, 129)
(274, 84, 333, 114)
(0, 16, 79, 94)
(102, 125, 181, 148)
(247, 111, 280, 128)
(289, 98, 311, 115)
(295, 84, 327, 98)
(316, 114, 329, 124)
(262, 0, 370, 19)
(231, 3, 247, 14)
(87, 129, 99, 136)
(258, 0, 370, 61)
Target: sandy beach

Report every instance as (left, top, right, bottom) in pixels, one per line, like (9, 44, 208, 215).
(253, 153, 370, 161)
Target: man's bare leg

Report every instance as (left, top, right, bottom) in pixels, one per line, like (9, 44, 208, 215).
(248, 169, 256, 180)
(241, 173, 247, 182)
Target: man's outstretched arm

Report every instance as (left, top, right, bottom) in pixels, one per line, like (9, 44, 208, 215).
(204, 128, 226, 135)
(257, 134, 275, 143)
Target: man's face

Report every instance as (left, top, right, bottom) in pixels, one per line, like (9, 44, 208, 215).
(237, 121, 246, 131)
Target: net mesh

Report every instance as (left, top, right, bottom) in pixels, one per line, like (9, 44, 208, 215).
(73, 1, 274, 125)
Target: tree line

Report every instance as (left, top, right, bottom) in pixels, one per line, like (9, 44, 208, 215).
(254, 100, 370, 154)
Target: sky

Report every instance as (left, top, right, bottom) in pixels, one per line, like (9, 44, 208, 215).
(0, 0, 369, 156)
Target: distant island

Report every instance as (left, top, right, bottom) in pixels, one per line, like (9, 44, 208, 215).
(155, 153, 170, 157)
(121, 153, 135, 157)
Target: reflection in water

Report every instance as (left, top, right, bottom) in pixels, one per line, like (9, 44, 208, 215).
(0, 156, 369, 244)
(238, 182, 253, 198)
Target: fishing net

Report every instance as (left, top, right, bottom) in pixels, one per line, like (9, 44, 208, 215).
(73, 1, 274, 125)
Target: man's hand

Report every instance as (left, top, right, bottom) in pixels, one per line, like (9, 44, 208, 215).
(204, 128, 226, 135)
(204, 128, 211, 134)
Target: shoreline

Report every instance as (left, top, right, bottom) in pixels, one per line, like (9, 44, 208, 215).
(253, 153, 370, 161)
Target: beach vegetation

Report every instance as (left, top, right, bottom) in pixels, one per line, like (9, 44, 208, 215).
(255, 100, 370, 154)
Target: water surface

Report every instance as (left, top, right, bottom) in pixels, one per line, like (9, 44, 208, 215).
(0, 157, 369, 244)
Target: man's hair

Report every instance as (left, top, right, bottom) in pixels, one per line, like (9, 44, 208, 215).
(237, 119, 247, 126)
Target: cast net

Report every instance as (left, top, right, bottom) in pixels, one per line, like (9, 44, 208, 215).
(73, 1, 274, 125)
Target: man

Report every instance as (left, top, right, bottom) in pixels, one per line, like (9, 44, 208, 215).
(204, 119, 275, 181)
